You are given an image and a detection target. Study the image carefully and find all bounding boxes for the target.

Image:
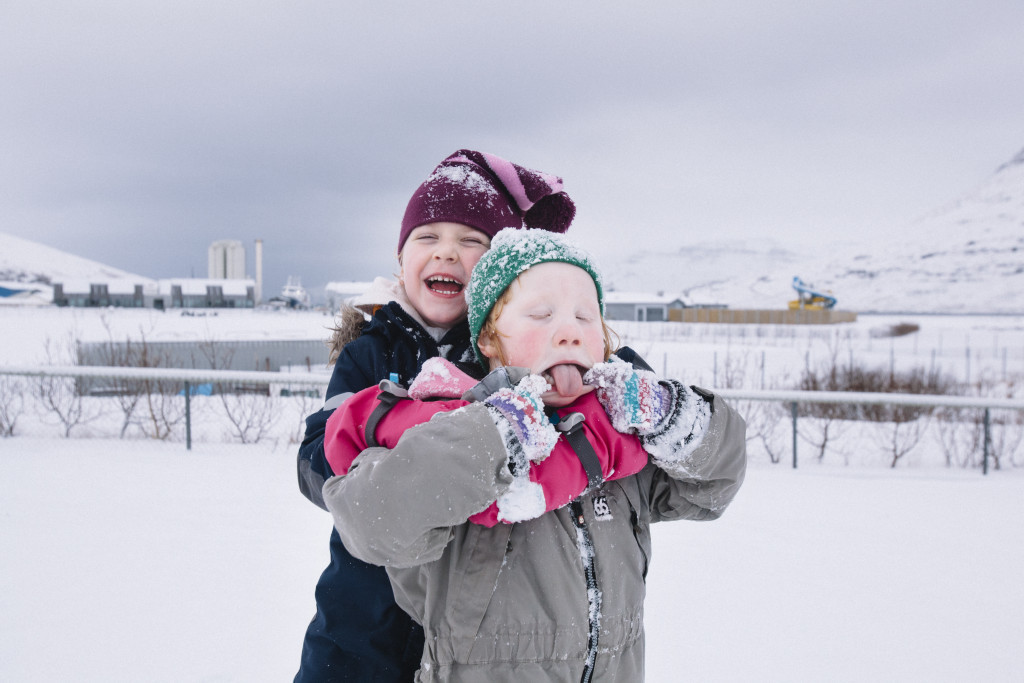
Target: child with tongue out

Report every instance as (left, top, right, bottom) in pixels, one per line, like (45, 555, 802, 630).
(322, 228, 747, 681)
(294, 151, 579, 682)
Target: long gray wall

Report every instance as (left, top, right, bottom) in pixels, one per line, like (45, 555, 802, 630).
(77, 339, 332, 373)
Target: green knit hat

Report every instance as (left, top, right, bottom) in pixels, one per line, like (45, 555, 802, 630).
(467, 227, 604, 367)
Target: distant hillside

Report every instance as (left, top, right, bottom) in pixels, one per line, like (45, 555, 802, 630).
(603, 148, 1024, 314)
(4, 148, 1023, 314)
(0, 232, 154, 285)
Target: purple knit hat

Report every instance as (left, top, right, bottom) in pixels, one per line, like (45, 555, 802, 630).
(398, 149, 575, 253)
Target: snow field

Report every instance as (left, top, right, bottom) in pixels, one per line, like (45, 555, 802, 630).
(2, 306, 1024, 681)
(2, 443, 1021, 681)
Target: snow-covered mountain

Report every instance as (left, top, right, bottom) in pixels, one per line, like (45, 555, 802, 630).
(0, 232, 153, 286)
(603, 148, 1024, 313)
(4, 148, 1023, 313)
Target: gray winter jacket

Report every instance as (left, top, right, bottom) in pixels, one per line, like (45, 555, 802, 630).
(324, 389, 746, 682)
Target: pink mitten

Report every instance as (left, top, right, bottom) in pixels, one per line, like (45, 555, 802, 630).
(407, 357, 479, 399)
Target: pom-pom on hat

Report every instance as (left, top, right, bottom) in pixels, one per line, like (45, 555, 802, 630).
(398, 150, 575, 253)
(466, 228, 604, 367)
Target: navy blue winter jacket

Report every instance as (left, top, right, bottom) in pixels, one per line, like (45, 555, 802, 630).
(297, 302, 481, 510)
(295, 302, 480, 683)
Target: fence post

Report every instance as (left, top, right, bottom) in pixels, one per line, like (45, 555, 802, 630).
(791, 402, 798, 469)
(184, 381, 192, 451)
(982, 408, 990, 475)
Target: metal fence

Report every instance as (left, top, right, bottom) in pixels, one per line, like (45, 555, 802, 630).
(714, 387, 1024, 474)
(0, 364, 329, 449)
(3, 365, 1023, 472)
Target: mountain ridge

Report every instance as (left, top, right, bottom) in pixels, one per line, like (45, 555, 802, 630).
(603, 148, 1024, 313)
(4, 148, 1023, 313)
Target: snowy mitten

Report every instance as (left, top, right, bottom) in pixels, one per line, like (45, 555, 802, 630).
(407, 357, 479, 399)
(637, 379, 714, 465)
(483, 374, 559, 524)
(482, 374, 559, 464)
(584, 356, 672, 434)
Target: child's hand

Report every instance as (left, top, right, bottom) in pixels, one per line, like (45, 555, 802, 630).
(583, 357, 671, 435)
(482, 374, 559, 464)
(482, 374, 560, 523)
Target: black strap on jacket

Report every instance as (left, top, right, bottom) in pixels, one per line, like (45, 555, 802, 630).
(364, 380, 409, 448)
(554, 412, 603, 492)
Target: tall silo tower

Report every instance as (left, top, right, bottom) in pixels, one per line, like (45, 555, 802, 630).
(208, 240, 246, 279)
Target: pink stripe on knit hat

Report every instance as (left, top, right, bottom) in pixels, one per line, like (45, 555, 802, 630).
(480, 152, 533, 211)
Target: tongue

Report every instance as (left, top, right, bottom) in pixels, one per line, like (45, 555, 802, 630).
(548, 364, 583, 397)
(429, 281, 462, 295)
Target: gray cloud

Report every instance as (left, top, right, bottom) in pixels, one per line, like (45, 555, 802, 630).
(3, 2, 1023, 299)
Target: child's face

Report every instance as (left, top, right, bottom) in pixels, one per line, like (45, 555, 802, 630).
(479, 261, 605, 407)
(399, 222, 491, 329)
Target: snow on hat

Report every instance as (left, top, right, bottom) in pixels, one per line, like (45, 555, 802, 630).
(466, 227, 604, 366)
(398, 149, 575, 253)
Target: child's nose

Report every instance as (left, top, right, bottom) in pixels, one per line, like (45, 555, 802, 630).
(555, 318, 583, 346)
(432, 239, 458, 261)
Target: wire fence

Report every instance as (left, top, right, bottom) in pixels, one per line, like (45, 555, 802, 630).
(2, 365, 1023, 473)
(0, 365, 330, 449)
(714, 387, 1024, 474)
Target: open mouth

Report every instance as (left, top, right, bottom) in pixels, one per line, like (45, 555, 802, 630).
(541, 363, 589, 396)
(425, 276, 464, 296)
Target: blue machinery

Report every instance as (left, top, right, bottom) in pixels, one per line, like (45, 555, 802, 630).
(789, 276, 837, 310)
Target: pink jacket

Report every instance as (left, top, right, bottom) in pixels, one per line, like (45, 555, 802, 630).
(324, 361, 650, 527)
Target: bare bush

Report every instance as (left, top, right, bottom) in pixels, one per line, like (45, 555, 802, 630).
(219, 390, 279, 444)
(796, 342, 855, 461)
(871, 413, 929, 468)
(94, 317, 149, 437)
(0, 375, 26, 436)
(798, 351, 959, 466)
(743, 400, 789, 464)
(859, 367, 957, 468)
(720, 349, 750, 390)
(718, 351, 795, 465)
(869, 322, 921, 338)
(798, 414, 851, 464)
(935, 407, 982, 468)
(36, 335, 102, 437)
(127, 340, 187, 440)
(286, 390, 320, 445)
(137, 386, 186, 440)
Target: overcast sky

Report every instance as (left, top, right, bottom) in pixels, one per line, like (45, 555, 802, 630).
(3, 2, 1023, 299)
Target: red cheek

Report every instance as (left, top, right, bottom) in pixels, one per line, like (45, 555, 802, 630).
(503, 328, 549, 368)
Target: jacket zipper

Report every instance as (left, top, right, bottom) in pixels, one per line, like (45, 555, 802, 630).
(569, 499, 601, 683)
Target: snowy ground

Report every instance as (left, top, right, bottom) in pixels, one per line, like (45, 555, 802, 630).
(2, 307, 1023, 681)
(2, 440, 1021, 682)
